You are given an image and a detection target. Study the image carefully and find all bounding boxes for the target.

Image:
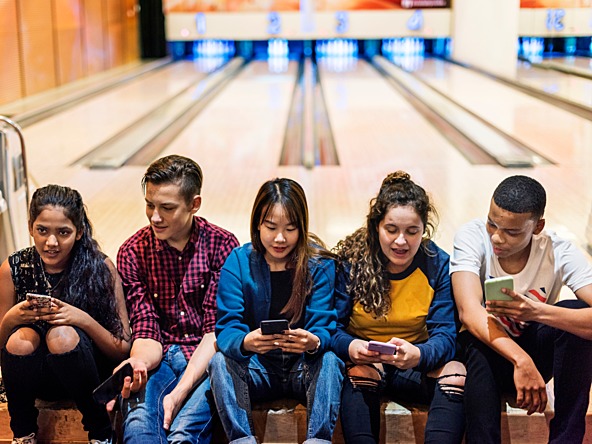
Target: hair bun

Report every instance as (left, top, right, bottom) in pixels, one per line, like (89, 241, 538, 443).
(382, 171, 410, 187)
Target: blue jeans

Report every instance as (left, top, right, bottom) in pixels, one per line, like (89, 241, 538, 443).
(122, 345, 216, 444)
(208, 351, 344, 444)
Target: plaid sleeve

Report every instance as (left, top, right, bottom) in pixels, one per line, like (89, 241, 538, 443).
(201, 232, 239, 334)
(117, 240, 163, 343)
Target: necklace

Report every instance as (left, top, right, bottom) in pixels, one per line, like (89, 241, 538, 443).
(39, 255, 64, 297)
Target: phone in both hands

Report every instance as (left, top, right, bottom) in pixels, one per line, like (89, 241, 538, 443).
(484, 276, 514, 301)
(25, 293, 53, 309)
(260, 319, 290, 335)
(367, 340, 398, 355)
(92, 362, 134, 404)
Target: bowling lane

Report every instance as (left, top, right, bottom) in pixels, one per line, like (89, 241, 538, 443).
(21, 61, 215, 184)
(539, 55, 592, 73)
(414, 58, 592, 168)
(20, 60, 300, 257)
(315, 57, 526, 251)
(512, 60, 592, 108)
(404, 57, 592, 249)
(154, 60, 301, 245)
(14, 53, 592, 261)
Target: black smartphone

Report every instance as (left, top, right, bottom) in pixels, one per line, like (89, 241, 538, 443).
(260, 319, 289, 335)
(92, 362, 133, 404)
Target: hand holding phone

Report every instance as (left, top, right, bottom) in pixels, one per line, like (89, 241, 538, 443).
(260, 319, 289, 335)
(92, 362, 133, 404)
(484, 276, 514, 301)
(368, 340, 398, 355)
(26, 293, 53, 309)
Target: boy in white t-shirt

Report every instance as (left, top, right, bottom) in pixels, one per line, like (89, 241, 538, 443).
(450, 175, 592, 444)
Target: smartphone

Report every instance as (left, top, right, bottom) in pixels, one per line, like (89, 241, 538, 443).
(260, 319, 289, 335)
(368, 340, 398, 355)
(484, 276, 514, 301)
(26, 293, 52, 309)
(92, 362, 134, 404)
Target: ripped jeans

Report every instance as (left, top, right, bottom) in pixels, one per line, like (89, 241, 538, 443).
(340, 363, 465, 444)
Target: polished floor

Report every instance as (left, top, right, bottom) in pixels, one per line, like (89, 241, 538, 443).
(6, 54, 592, 276)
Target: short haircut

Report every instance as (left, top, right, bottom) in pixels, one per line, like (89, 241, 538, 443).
(492, 175, 546, 219)
(142, 155, 203, 204)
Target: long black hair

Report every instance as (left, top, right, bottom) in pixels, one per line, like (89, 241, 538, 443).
(29, 185, 124, 337)
(250, 178, 334, 324)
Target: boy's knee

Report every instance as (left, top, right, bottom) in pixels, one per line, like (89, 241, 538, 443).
(5, 327, 40, 355)
(208, 351, 226, 374)
(46, 326, 80, 354)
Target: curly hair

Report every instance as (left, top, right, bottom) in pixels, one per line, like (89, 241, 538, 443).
(334, 171, 438, 318)
(29, 185, 124, 337)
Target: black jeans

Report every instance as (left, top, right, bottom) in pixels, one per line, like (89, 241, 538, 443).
(460, 300, 592, 444)
(1, 325, 113, 441)
(340, 364, 465, 444)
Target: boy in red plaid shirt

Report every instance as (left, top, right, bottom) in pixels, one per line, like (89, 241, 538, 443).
(115, 155, 238, 443)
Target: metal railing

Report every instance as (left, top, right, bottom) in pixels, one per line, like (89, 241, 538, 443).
(0, 116, 31, 263)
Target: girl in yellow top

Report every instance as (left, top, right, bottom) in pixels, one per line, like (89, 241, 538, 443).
(332, 171, 465, 444)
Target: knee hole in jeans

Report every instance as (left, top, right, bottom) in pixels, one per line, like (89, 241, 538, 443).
(436, 373, 465, 402)
(46, 325, 80, 354)
(346, 363, 382, 391)
(5, 327, 40, 356)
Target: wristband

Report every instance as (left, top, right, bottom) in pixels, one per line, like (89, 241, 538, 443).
(306, 338, 321, 354)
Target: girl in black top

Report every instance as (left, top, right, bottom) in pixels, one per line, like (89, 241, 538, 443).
(0, 185, 131, 444)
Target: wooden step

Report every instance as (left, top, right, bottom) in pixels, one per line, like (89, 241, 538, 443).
(2, 396, 591, 444)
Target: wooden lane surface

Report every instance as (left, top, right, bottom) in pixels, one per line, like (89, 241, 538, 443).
(15, 57, 592, 265)
(19, 61, 299, 258)
(20, 61, 212, 185)
(513, 60, 592, 108)
(413, 58, 592, 251)
(317, 58, 499, 252)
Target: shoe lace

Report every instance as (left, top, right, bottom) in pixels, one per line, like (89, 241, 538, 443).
(12, 433, 36, 444)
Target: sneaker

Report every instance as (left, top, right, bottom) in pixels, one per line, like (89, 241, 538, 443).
(89, 439, 111, 444)
(12, 433, 36, 444)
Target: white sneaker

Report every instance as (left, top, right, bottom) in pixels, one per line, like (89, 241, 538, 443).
(89, 439, 111, 444)
(12, 433, 36, 444)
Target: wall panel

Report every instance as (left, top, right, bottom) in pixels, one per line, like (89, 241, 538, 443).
(0, 0, 139, 107)
(0, 0, 22, 103)
(105, 0, 124, 68)
(54, 0, 84, 84)
(123, 0, 139, 63)
(82, 0, 107, 75)
(19, 0, 57, 95)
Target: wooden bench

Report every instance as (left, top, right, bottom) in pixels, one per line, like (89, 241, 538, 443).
(2, 393, 591, 444)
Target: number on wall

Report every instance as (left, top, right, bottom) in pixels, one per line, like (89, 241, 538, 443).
(268, 12, 281, 35)
(336, 11, 349, 34)
(195, 13, 206, 35)
(546, 9, 565, 32)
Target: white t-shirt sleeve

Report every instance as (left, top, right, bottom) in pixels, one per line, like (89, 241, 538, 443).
(450, 219, 488, 277)
(551, 232, 592, 293)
